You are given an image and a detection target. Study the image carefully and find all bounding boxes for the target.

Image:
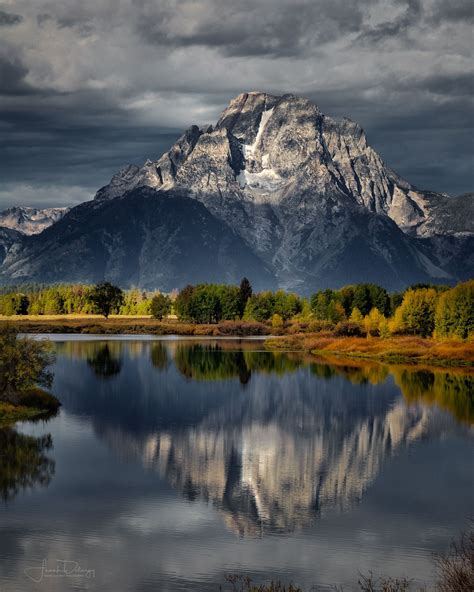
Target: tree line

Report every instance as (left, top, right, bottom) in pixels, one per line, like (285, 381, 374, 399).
(0, 283, 162, 317)
(0, 279, 472, 339)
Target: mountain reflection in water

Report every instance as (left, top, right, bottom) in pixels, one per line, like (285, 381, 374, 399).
(47, 340, 473, 537)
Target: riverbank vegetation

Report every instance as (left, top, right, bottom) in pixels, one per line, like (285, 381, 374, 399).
(0, 279, 472, 364)
(0, 327, 60, 424)
(1, 279, 471, 338)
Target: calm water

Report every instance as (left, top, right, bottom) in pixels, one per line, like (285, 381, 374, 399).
(0, 337, 473, 591)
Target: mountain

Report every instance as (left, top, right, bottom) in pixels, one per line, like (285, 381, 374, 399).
(0, 188, 274, 290)
(0, 206, 69, 235)
(0, 92, 472, 290)
(0, 227, 23, 265)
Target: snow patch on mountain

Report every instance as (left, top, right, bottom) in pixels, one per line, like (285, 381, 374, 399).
(0, 206, 69, 235)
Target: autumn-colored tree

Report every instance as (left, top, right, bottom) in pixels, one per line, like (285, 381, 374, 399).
(391, 288, 438, 337)
(435, 280, 474, 339)
(271, 313, 284, 330)
(349, 307, 364, 324)
(364, 308, 385, 337)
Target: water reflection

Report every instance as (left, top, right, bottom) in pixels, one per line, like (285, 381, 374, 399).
(86, 344, 123, 378)
(393, 367, 474, 425)
(0, 426, 55, 501)
(50, 340, 472, 537)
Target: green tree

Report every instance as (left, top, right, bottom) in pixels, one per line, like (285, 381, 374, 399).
(435, 280, 474, 339)
(174, 285, 195, 321)
(190, 285, 221, 323)
(217, 285, 241, 320)
(391, 288, 438, 337)
(368, 285, 390, 316)
(243, 291, 275, 322)
(339, 286, 355, 316)
(238, 277, 253, 318)
(150, 293, 172, 320)
(88, 282, 124, 319)
(310, 289, 336, 320)
(0, 327, 55, 403)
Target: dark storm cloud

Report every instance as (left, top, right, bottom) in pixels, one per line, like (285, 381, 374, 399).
(136, 0, 369, 58)
(356, 0, 423, 43)
(0, 0, 472, 208)
(0, 9, 22, 26)
(429, 0, 474, 24)
(0, 56, 31, 95)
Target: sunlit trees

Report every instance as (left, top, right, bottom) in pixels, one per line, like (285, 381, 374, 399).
(390, 288, 438, 337)
(349, 307, 363, 324)
(364, 308, 385, 337)
(435, 280, 474, 339)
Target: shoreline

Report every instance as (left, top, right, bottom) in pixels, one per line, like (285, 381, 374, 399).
(265, 334, 474, 369)
(2, 317, 473, 368)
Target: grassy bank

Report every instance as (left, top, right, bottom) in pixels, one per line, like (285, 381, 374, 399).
(0, 388, 60, 426)
(0, 315, 271, 336)
(265, 334, 474, 367)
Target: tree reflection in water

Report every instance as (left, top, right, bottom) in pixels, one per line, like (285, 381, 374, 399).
(393, 368, 474, 425)
(0, 426, 55, 502)
(87, 344, 123, 379)
(150, 343, 170, 371)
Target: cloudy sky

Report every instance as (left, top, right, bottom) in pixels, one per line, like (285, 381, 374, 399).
(0, 0, 473, 210)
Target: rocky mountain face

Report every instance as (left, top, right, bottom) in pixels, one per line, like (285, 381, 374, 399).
(0, 206, 69, 235)
(0, 92, 472, 290)
(0, 227, 23, 265)
(0, 189, 274, 290)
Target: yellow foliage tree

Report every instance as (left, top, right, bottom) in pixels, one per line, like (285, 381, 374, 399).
(271, 313, 284, 330)
(349, 307, 363, 324)
(390, 288, 438, 337)
(364, 308, 384, 337)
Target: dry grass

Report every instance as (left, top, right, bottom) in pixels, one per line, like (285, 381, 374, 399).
(221, 575, 302, 592)
(266, 335, 474, 367)
(436, 530, 474, 592)
(0, 316, 271, 336)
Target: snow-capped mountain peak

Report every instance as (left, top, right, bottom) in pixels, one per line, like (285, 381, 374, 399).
(0, 206, 69, 235)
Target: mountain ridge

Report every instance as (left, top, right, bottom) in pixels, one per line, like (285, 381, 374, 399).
(1, 92, 472, 291)
(0, 206, 69, 235)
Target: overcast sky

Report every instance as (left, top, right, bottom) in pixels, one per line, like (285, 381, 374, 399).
(0, 0, 473, 210)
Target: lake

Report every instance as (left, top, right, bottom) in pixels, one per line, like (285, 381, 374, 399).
(0, 337, 473, 591)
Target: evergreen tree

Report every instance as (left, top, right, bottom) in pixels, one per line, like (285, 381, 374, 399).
(238, 277, 253, 317)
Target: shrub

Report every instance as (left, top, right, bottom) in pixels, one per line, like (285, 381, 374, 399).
(334, 321, 366, 337)
(307, 320, 335, 333)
